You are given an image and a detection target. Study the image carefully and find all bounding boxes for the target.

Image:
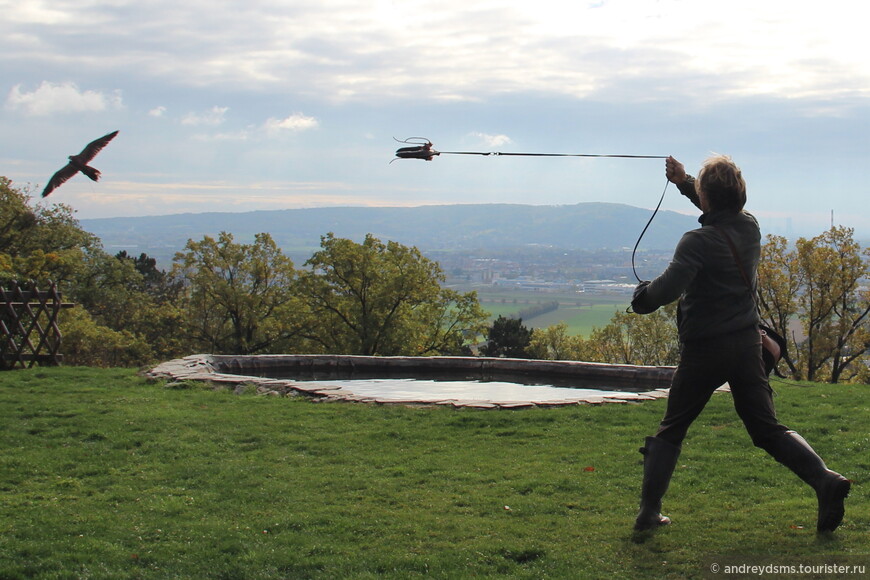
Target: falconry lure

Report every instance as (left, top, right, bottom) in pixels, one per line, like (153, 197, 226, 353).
(392, 137, 668, 162)
(41, 130, 119, 197)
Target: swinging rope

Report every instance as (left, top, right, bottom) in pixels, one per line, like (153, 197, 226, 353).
(393, 137, 670, 283)
(631, 180, 670, 283)
(392, 137, 668, 161)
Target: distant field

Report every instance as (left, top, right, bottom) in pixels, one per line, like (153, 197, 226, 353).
(472, 288, 629, 336)
(523, 302, 628, 336)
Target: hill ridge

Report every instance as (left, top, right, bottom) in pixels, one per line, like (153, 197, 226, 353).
(80, 202, 697, 262)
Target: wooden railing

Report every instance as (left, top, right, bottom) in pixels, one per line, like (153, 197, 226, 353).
(1, 281, 74, 369)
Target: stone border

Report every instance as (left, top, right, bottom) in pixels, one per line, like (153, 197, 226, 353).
(146, 354, 674, 409)
(147, 354, 677, 408)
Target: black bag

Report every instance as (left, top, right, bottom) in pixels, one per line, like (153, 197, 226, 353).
(759, 323, 787, 377)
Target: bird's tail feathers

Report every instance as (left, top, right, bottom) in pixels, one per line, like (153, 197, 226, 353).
(81, 166, 101, 181)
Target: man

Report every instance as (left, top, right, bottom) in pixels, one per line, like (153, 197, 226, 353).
(630, 155, 850, 534)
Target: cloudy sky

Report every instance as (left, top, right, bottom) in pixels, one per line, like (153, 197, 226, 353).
(2, 0, 868, 238)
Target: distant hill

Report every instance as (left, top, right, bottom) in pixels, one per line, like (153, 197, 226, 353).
(80, 203, 698, 265)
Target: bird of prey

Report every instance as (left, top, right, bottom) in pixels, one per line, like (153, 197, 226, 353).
(41, 130, 119, 198)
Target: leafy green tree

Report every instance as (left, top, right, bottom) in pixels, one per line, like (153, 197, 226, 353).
(59, 307, 154, 367)
(588, 303, 680, 366)
(757, 234, 802, 376)
(296, 233, 487, 355)
(0, 177, 176, 367)
(172, 232, 304, 354)
(0, 177, 100, 286)
(481, 315, 532, 358)
(759, 226, 870, 382)
(0, 178, 37, 259)
(797, 227, 870, 383)
(117, 250, 182, 300)
(528, 321, 592, 361)
(68, 250, 188, 363)
(400, 288, 488, 355)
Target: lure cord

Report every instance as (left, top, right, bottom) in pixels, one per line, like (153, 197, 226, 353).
(392, 137, 669, 162)
(439, 151, 668, 159)
(393, 137, 669, 283)
(631, 179, 670, 283)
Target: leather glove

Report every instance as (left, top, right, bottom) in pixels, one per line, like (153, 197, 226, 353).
(630, 280, 659, 314)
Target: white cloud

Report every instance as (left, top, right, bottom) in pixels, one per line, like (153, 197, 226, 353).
(470, 132, 513, 148)
(264, 113, 319, 133)
(181, 106, 229, 126)
(1, 0, 868, 232)
(5, 81, 123, 116)
(3, 1, 75, 26)
(4, 2, 868, 105)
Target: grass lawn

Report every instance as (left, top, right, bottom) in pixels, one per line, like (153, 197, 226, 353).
(1, 367, 868, 579)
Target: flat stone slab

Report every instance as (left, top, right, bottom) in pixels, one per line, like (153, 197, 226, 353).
(147, 354, 679, 408)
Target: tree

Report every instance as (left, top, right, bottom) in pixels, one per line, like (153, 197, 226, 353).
(172, 232, 304, 354)
(73, 251, 189, 363)
(116, 250, 182, 300)
(757, 234, 802, 377)
(296, 233, 487, 356)
(402, 288, 488, 355)
(527, 321, 592, 361)
(587, 303, 680, 366)
(797, 227, 870, 383)
(0, 177, 38, 259)
(0, 177, 101, 287)
(0, 177, 180, 367)
(59, 307, 153, 367)
(481, 316, 532, 358)
(758, 226, 870, 383)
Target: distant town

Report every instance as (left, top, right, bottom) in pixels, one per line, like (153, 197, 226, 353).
(435, 246, 674, 296)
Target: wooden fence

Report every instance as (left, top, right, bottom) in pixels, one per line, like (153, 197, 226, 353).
(1, 281, 74, 369)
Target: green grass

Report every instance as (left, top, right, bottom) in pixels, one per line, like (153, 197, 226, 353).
(1, 368, 868, 579)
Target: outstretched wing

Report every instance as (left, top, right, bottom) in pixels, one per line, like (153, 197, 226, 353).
(76, 130, 119, 163)
(41, 163, 80, 197)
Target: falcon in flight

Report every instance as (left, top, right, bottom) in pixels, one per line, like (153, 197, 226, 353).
(41, 130, 119, 198)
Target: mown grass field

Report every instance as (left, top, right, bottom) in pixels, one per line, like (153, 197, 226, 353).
(1, 367, 868, 579)
(475, 289, 628, 336)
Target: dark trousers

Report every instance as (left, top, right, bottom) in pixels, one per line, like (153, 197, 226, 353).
(655, 325, 789, 447)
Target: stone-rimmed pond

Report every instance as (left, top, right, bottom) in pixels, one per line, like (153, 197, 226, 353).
(148, 354, 675, 409)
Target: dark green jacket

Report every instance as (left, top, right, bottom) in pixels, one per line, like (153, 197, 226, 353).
(637, 177, 761, 342)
